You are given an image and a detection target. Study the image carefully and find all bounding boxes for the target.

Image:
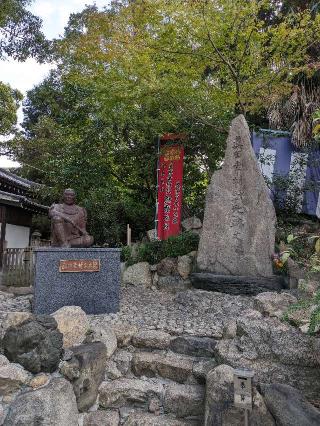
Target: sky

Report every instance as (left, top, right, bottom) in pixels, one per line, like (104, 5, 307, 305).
(0, 0, 110, 168)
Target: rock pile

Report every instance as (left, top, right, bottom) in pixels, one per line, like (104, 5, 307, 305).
(122, 252, 196, 293)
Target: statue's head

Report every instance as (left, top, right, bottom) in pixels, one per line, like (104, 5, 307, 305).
(63, 188, 76, 205)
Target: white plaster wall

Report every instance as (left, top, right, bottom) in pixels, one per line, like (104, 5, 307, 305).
(5, 224, 30, 248)
(258, 147, 276, 181)
(287, 152, 308, 213)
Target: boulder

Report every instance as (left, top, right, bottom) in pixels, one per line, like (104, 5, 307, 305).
(181, 217, 202, 231)
(253, 292, 297, 319)
(99, 378, 163, 409)
(122, 262, 152, 287)
(197, 115, 276, 277)
(0, 363, 31, 395)
(52, 306, 89, 348)
(259, 383, 320, 426)
(4, 377, 78, 426)
(163, 383, 204, 418)
(132, 330, 172, 350)
(170, 336, 216, 357)
(177, 255, 193, 279)
(3, 315, 63, 373)
(60, 342, 107, 412)
(157, 258, 178, 276)
(82, 410, 120, 426)
(204, 365, 275, 426)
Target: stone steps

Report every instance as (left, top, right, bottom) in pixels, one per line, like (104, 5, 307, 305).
(99, 329, 216, 424)
(99, 377, 204, 424)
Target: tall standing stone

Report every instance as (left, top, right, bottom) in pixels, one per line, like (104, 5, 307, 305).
(197, 115, 276, 277)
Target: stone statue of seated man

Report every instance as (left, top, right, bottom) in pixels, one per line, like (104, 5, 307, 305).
(49, 188, 94, 248)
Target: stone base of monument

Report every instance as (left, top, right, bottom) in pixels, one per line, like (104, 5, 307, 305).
(33, 248, 120, 315)
(190, 273, 286, 296)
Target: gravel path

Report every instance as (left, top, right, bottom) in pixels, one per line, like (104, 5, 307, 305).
(89, 286, 256, 338)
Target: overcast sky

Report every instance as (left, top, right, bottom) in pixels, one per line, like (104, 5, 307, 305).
(0, 0, 109, 168)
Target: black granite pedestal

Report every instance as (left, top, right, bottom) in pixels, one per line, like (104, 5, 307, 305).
(33, 248, 120, 315)
(190, 273, 286, 296)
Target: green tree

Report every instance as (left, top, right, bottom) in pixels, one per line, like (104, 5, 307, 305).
(10, 1, 320, 243)
(0, 81, 22, 136)
(0, 0, 49, 61)
(0, 0, 49, 140)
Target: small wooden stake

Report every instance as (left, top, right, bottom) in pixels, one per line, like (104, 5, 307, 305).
(127, 224, 132, 246)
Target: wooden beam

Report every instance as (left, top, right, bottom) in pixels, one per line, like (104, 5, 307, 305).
(0, 206, 7, 268)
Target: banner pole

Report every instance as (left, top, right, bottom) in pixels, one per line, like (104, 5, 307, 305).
(155, 135, 161, 239)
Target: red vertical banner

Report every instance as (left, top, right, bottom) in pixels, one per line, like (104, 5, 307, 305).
(157, 140, 184, 240)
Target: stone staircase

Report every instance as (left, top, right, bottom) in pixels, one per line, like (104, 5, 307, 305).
(97, 330, 217, 425)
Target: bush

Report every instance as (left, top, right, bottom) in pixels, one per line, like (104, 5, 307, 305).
(121, 231, 199, 265)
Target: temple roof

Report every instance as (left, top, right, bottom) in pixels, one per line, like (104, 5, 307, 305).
(0, 168, 41, 194)
(0, 169, 48, 215)
(0, 190, 48, 215)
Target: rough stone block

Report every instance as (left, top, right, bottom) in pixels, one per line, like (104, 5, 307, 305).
(164, 383, 204, 418)
(99, 378, 163, 409)
(132, 352, 194, 383)
(60, 342, 107, 412)
(34, 248, 120, 315)
(170, 336, 216, 357)
(132, 330, 172, 350)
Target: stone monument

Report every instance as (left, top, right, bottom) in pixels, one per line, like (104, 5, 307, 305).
(34, 189, 120, 315)
(192, 115, 284, 295)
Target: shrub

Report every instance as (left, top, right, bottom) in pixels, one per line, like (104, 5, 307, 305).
(121, 231, 199, 265)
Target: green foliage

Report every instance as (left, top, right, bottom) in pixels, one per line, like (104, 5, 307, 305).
(0, 0, 49, 61)
(283, 289, 320, 335)
(121, 231, 199, 265)
(0, 82, 22, 136)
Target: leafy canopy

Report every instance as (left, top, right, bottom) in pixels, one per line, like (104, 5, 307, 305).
(10, 0, 320, 244)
